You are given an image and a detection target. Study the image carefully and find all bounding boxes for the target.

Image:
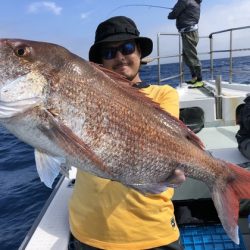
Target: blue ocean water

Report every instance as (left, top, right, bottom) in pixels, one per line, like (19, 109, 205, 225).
(141, 55, 250, 86)
(0, 56, 250, 249)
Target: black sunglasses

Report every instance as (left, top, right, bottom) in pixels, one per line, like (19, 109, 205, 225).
(101, 42, 136, 60)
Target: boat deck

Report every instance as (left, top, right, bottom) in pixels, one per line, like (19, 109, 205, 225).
(178, 81, 248, 127)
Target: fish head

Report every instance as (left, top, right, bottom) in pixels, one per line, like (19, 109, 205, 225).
(0, 38, 72, 119)
(0, 39, 46, 99)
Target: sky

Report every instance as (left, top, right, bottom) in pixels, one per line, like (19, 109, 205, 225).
(0, 0, 250, 63)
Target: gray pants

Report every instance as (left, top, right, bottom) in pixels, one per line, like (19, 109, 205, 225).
(181, 30, 202, 81)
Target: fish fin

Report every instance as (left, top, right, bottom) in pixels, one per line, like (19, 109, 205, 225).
(161, 111, 205, 150)
(92, 63, 166, 111)
(0, 98, 42, 118)
(39, 111, 110, 175)
(92, 63, 204, 150)
(35, 149, 65, 188)
(212, 162, 250, 244)
(185, 127, 205, 150)
(90, 62, 134, 86)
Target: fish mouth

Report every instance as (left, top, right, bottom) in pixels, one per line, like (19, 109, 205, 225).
(0, 97, 43, 119)
(0, 71, 48, 119)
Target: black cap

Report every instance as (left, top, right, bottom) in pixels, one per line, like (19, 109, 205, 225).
(89, 16, 153, 63)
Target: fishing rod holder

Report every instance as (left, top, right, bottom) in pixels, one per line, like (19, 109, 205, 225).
(215, 75, 222, 119)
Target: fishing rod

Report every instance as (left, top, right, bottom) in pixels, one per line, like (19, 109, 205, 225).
(109, 4, 173, 14)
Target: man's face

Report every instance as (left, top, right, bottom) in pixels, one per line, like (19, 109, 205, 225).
(100, 40, 141, 82)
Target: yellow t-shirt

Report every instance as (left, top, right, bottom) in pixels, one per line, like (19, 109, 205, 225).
(69, 84, 180, 250)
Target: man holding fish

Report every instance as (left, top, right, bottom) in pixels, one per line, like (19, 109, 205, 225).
(68, 16, 185, 250)
(1, 14, 250, 250)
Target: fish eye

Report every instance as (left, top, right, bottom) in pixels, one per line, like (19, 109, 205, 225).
(14, 46, 30, 57)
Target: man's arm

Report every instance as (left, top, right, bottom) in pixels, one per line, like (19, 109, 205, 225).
(159, 87, 185, 186)
(153, 86, 185, 186)
(168, 0, 187, 19)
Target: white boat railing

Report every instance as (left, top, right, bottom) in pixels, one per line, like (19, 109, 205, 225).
(154, 25, 250, 85)
(209, 26, 250, 83)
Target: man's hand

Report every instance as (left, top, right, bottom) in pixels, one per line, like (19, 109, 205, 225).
(166, 169, 186, 188)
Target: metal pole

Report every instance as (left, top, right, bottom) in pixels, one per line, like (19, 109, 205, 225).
(229, 30, 233, 84)
(215, 75, 222, 119)
(209, 35, 214, 80)
(157, 33, 161, 84)
(178, 34, 183, 86)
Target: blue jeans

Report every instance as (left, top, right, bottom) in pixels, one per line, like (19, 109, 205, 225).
(68, 234, 184, 250)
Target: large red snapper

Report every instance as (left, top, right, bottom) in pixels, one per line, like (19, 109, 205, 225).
(0, 39, 250, 244)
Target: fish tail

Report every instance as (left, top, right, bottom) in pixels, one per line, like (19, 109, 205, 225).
(211, 162, 250, 244)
